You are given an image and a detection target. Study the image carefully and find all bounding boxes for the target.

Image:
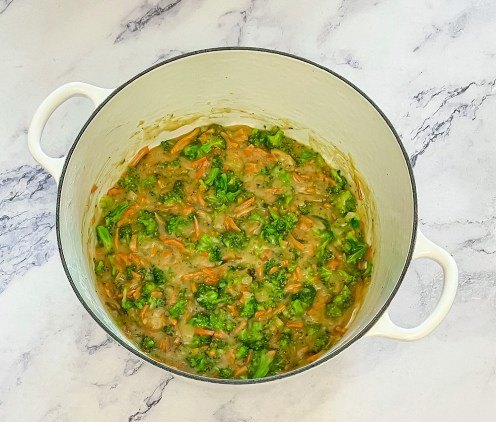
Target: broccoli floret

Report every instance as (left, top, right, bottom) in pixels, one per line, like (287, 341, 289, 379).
(189, 310, 234, 333)
(315, 227, 335, 262)
(238, 322, 267, 351)
(221, 230, 248, 249)
(190, 334, 212, 348)
(261, 210, 298, 245)
(137, 210, 158, 237)
(119, 224, 133, 244)
(202, 160, 243, 208)
(151, 267, 166, 284)
(169, 291, 187, 319)
(326, 285, 353, 318)
(218, 367, 234, 379)
(196, 234, 222, 263)
(342, 232, 368, 263)
(240, 296, 257, 318)
(140, 336, 156, 352)
(96, 226, 112, 250)
(160, 139, 175, 152)
(298, 200, 312, 215)
(295, 147, 318, 164)
(183, 136, 226, 160)
(249, 128, 285, 150)
(307, 324, 329, 353)
(167, 215, 190, 236)
(94, 260, 105, 276)
(236, 345, 249, 360)
(334, 190, 357, 215)
(264, 260, 289, 288)
(250, 350, 275, 378)
(195, 283, 232, 311)
(186, 351, 213, 373)
(329, 169, 347, 194)
(160, 180, 185, 204)
(290, 283, 316, 316)
(98, 194, 114, 210)
(118, 168, 140, 192)
(104, 201, 129, 228)
(140, 175, 156, 189)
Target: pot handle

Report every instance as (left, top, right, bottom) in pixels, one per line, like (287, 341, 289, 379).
(28, 82, 114, 184)
(365, 230, 458, 340)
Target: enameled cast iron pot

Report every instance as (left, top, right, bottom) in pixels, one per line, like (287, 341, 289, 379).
(28, 48, 458, 384)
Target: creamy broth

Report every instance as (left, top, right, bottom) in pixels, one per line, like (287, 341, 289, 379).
(92, 125, 372, 379)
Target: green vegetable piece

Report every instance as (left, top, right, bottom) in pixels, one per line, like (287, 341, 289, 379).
(342, 232, 368, 264)
(160, 139, 175, 151)
(137, 210, 158, 237)
(326, 286, 353, 318)
(167, 215, 189, 236)
(236, 345, 249, 360)
(151, 267, 166, 284)
(141, 175, 156, 189)
(329, 169, 347, 193)
(196, 234, 222, 263)
(240, 296, 257, 318)
(119, 224, 133, 244)
(334, 190, 357, 215)
(291, 283, 316, 316)
(98, 195, 114, 210)
(141, 336, 156, 352)
(118, 168, 139, 192)
(221, 230, 248, 249)
(238, 322, 267, 350)
(104, 201, 129, 227)
(186, 351, 213, 373)
(298, 201, 312, 215)
(96, 225, 112, 250)
(261, 211, 298, 245)
(218, 368, 234, 378)
(160, 180, 184, 204)
(94, 260, 105, 276)
(252, 351, 275, 378)
(169, 291, 187, 319)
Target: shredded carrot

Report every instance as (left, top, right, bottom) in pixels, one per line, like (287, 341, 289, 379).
(232, 320, 247, 336)
(292, 172, 304, 183)
(193, 216, 200, 240)
(288, 234, 304, 251)
(286, 321, 304, 328)
(268, 266, 279, 275)
(129, 234, 138, 252)
(107, 187, 124, 196)
(195, 328, 214, 336)
(335, 326, 347, 335)
(150, 291, 163, 298)
(234, 197, 255, 211)
(129, 146, 150, 167)
(299, 215, 314, 228)
(160, 237, 185, 250)
(224, 216, 241, 231)
(261, 249, 272, 261)
(234, 366, 248, 377)
(90, 184, 98, 193)
(169, 317, 178, 326)
(284, 283, 302, 293)
(170, 128, 200, 154)
(214, 331, 228, 340)
(192, 156, 208, 168)
(140, 304, 149, 322)
(114, 226, 120, 250)
(254, 310, 266, 319)
(307, 352, 323, 363)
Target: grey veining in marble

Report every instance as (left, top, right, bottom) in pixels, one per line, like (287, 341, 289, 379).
(1, 0, 495, 421)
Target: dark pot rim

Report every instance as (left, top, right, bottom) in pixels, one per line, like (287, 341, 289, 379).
(56, 47, 418, 385)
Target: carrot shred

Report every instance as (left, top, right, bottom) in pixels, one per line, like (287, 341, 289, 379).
(288, 234, 304, 251)
(90, 184, 98, 193)
(307, 352, 323, 363)
(232, 320, 247, 336)
(327, 258, 341, 270)
(107, 187, 124, 196)
(129, 146, 150, 167)
(224, 216, 241, 232)
(234, 366, 248, 377)
(170, 128, 200, 154)
(193, 216, 201, 240)
(244, 162, 258, 174)
(160, 237, 185, 250)
(195, 328, 214, 336)
(129, 234, 138, 252)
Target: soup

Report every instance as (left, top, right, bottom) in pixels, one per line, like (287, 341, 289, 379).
(92, 124, 372, 379)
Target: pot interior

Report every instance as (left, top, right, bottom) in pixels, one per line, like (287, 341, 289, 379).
(58, 49, 416, 380)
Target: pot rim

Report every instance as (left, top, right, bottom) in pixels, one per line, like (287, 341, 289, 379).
(55, 47, 418, 385)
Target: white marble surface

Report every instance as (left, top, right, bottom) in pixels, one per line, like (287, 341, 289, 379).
(1, 0, 496, 420)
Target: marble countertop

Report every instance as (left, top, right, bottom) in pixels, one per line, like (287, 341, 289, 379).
(1, 0, 495, 420)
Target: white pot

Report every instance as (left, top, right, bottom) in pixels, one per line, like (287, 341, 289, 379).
(28, 48, 458, 384)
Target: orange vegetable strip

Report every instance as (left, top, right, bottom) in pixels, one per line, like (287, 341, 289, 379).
(107, 187, 124, 196)
(224, 216, 241, 232)
(195, 328, 214, 336)
(170, 128, 200, 154)
(129, 146, 150, 167)
(286, 321, 304, 328)
(288, 234, 304, 251)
